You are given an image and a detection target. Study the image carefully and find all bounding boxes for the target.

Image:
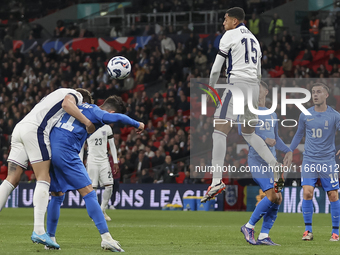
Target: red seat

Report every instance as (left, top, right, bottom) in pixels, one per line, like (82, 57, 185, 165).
(326, 50, 335, 57)
(313, 50, 325, 61)
(0, 165, 7, 174)
(96, 99, 105, 106)
(183, 110, 190, 116)
(153, 141, 160, 148)
(311, 50, 316, 58)
(311, 65, 319, 73)
(0, 165, 7, 181)
(293, 51, 305, 66)
(25, 170, 34, 180)
(132, 84, 145, 93)
(299, 60, 310, 66)
(176, 172, 186, 183)
(121, 92, 129, 101)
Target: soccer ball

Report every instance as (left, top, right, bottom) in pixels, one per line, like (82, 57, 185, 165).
(107, 56, 131, 79)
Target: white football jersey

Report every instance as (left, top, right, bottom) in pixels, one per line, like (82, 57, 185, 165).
(21, 88, 83, 134)
(218, 23, 262, 82)
(87, 125, 113, 163)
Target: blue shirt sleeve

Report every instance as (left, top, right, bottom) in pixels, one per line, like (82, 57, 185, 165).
(289, 113, 305, 151)
(102, 113, 140, 128)
(274, 113, 291, 153)
(88, 105, 107, 125)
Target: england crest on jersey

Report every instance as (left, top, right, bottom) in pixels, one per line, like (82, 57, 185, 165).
(102, 131, 106, 136)
(225, 185, 238, 206)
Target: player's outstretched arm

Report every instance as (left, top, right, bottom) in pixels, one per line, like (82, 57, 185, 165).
(102, 112, 144, 133)
(62, 94, 95, 133)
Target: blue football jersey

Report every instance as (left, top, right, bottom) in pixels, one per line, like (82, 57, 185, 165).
(50, 103, 106, 153)
(290, 106, 340, 161)
(238, 107, 290, 161)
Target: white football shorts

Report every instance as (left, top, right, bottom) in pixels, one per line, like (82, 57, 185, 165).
(87, 161, 113, 187)
(214, 81, 259, 122)
(8, 123, 51, 169)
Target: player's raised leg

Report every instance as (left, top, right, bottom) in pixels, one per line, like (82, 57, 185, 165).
(78, 185, 124, 252)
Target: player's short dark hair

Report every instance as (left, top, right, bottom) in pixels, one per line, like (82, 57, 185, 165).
(311, 82, 329, 94)
(101, 95, 127, 114)
(226, 7, 245, 22)
(260, 80, 269, 90)
(76, 88, 93, 104)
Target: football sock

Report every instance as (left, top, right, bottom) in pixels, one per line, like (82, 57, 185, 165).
(84, 190, 109, 234)
(211, 130, 227, 186)
(101, 232, 113, 241)
(33, 180, 50, 235)
(258, 233, 269, 240)
(302, 199, 313, 232)
(249, 196, 274, 226)
(241, 132, 277, 167)
(101, 186, 113, 211)
(261, 203, 280, 237)
(0, 180, 15, 211)
(330, 200, 340, 235)
(47, 195, 65, 237)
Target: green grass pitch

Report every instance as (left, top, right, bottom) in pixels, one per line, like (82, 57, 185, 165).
(0, 208, 338, 254)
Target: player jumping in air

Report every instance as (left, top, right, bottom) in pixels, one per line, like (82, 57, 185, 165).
(240, 81, 292, 245)
(202, 7, 284, 203)
(0, 88, 95, 249)
(290, 83, 340, 241)
(86, 124, 119, 221)
(47, 93, 144, 252)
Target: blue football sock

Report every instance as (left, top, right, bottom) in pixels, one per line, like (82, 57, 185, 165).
(330, 200, 340, 235)
(302, 199, 313, 232)
(261, 203, 280, 234)
(249, 196, 274, 226)
(83, 190, 109, 234)
(47, 195, 65, 237)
